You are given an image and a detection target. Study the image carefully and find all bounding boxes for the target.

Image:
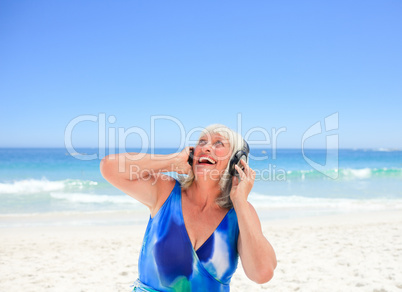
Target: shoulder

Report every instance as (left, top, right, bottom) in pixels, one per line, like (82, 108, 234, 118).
(156, 174, 180, 196)
(151, 174, 179, 217)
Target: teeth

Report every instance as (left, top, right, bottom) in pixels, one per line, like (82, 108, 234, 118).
(199, 157, 216, 164)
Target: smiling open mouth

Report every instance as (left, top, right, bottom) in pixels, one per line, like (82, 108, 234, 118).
(198, 156, 216, 164)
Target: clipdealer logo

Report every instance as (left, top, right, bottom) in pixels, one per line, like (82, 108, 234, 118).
(64, 112, 339, 180)
(301, 112, 339, 179)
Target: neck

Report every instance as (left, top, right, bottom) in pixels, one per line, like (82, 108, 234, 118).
(185, 179, 222, 210)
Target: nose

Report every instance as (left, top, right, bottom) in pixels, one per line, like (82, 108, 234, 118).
(201, 141, 212, 152)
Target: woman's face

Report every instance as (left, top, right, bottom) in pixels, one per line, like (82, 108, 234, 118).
(193, 132, 232, 181)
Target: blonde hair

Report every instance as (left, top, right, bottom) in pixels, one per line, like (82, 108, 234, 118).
(178, 124, 247, 209)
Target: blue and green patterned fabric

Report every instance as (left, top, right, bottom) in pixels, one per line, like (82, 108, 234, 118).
(133, 180, 240, 291)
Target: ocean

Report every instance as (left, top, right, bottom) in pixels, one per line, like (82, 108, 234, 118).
(1, 148, 401, 225)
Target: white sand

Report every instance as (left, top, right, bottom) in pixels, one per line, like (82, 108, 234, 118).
(1, 210, 402, 292)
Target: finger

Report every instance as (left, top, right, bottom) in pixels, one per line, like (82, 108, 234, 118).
(239, 160, 256, 182)
(239, 159, 251, 176)
(235, 164, 246, 180)
(231, 175, 239, 187)
(250, 168, 256, 181)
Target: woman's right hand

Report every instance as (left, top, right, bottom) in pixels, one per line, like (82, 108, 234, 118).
(174, 147, 193, 174)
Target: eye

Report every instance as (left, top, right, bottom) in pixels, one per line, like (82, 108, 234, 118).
(198, 139, 207, 145)
(214, 140, 224, 147)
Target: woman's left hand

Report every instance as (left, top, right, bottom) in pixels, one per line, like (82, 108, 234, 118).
(229, 159, 256, 204)
(231, 159, 277, 284)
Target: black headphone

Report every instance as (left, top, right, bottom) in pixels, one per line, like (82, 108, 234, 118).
(187, 140, 250, 177)
(228, 141, 250, 177)
(187, 148, 194, 166)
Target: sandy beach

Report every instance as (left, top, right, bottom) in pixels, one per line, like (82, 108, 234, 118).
(1, 209, 402, 292)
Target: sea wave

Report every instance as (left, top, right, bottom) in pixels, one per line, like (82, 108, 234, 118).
(249, 192, 402, 210)
(283, 167, 402, 180)
(50, 192, 137, 204)
(0, 178, 99, 194)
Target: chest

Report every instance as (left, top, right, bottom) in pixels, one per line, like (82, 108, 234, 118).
(182, 202, 229, 251)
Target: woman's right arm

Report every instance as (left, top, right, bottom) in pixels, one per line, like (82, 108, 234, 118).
(100, 149, 191, 215)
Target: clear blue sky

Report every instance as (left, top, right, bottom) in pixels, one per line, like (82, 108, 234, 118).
(1, 0, 401, 149)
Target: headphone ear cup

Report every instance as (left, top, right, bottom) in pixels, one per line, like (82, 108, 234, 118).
(229, 140, 249, 177)
(187, 148, 194, 166)
(229, 151, 241, 177)
(229, 157, 236, 176)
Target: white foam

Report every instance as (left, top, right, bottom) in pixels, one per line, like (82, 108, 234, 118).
(0, 179, 65, 194)
(50, 192, 137, 204)
(341, 168, 372, 179)
(0, 179, 98, 194)
(283, 167, 402, 181)
(249, 192, 402, 211)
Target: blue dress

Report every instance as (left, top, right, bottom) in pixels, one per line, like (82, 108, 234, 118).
(133, 180, 240, 291)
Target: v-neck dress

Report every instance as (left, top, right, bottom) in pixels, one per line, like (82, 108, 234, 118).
(133, 180, 240, 291)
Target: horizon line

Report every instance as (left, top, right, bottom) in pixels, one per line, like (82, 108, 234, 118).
(0, 146, 401, 151)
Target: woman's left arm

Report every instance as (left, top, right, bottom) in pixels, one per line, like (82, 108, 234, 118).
(230, 160, 277, 284)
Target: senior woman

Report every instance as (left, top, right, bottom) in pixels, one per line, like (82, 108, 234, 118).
(100, 124, 276, 291)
